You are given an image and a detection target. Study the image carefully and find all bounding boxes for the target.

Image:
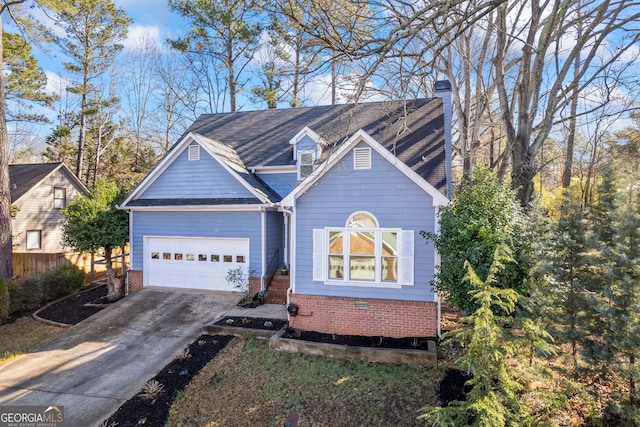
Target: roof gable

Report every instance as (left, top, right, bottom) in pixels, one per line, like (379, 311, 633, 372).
(281, 130, 449, 207)
(182, 98, 447, 195)
(9, 163, 88, 203)
(120, 133, 280, 208)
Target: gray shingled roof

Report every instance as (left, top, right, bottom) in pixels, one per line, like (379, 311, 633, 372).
(9, 163, 62, 202)
(183, 98, 447, 196)
(194, 133, 282, 202)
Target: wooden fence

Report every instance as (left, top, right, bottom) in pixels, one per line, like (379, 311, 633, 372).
(12, 246, 129, 279)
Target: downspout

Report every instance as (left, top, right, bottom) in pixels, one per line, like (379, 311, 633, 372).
(434, 206, 443, 339)
(125, 208, 133, 296)
(283, 209, 290, 268)
(281, 206, 294, 307)
(260, 207, 266, 292)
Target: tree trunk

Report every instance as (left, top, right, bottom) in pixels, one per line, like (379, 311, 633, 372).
(562, 13, 582, 188)
(511, 138, 537, 207)
(76, 92, 87, 183)
(104, 246, 122, 299)
(631, 352, 637, 407)
(0, 17, 13, 278)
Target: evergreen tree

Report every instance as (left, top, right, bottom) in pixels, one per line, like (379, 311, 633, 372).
(420, 245, 542, 426)
(423, 167, 529, 314)
(581, 163, 640, 422)
(52, 0, 130, 184)
(2, 31, 55, 123)
(534, 190, 590, 371)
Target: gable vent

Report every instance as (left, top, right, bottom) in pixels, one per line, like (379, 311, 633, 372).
(188, 145, 200, 161)
(354, 147, 371, 170)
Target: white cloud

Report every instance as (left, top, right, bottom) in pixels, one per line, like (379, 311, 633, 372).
(301, 73, 386, 106)
(122, 25, 162, 51)
(44, 71, 70, 96)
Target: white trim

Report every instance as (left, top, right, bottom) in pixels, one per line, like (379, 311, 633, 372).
(433, 206, 442, 303)
(312, 229, 325, 281)
(123, 205, 270, 212)
(346, 211, 379, 228)
(128, 211, 134, 268)
(192, 134, 272, 203)
(261, 208, 266, 291)
(289, 207, 297, 295)
(319, 225, 405, 288)
(281, 129, 449, 207)
(401, 230, 414, 286)
(120, 132, 273, 209)
(249, 165, 296, 174)
(297, 149, 316, 180)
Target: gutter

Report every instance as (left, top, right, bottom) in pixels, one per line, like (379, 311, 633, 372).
(279, 206, 294, 307)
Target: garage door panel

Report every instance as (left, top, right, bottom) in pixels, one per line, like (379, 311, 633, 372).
(145, 237, 250, 291)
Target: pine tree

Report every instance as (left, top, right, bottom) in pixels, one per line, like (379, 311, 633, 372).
(420, 245, 539, 427)
(535, 190, 590, 371)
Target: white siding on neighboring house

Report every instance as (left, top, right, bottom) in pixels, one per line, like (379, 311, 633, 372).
(12, 169, 86, 253)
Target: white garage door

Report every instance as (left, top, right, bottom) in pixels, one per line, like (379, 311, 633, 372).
(144, 237, 250, 291)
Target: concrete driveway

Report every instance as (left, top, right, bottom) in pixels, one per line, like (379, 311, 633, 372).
(0, 288, 240, 426)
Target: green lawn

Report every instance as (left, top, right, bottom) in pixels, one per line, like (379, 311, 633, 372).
(0, 316, 64, 367)
(167, 337, 443, 427)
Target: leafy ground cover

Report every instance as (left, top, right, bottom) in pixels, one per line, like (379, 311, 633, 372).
(167, 337, 444, 427)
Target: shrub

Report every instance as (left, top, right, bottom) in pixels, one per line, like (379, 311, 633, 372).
(6, 279, 25, 314)
(4, 265, 86, 315)
(20, 276, 44, 311)
(423, 167, 530, 313)
(40, 265, 85, 300)
(0, 278, 9, 323)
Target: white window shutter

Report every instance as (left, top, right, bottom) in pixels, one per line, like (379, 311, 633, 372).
(313, 229, 326, 281)
(402, 230, 414, 285)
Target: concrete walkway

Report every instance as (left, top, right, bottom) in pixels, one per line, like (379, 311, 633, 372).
(0, 288, 241, 427)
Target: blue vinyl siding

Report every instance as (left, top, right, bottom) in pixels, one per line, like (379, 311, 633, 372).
(258, 172, 298, 198)
(131, 211, 263, 273)
(296, 134, 317, 151)
(294, 143, 437, 301)
(141, 144, 254, 199)
(265, 210, 284, 270)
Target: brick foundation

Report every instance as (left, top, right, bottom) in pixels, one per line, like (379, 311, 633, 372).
(249, 277, 262, 295)
(288, 294, 438, 338)
(127, 270, 143, 293)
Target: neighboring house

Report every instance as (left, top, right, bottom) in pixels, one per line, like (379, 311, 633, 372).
(120, 81, 452, 338)
(10, 162, 89, 253)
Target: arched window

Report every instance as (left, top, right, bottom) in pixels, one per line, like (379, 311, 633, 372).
(347, 211, 378, 228)
(315, 212, 412, 287)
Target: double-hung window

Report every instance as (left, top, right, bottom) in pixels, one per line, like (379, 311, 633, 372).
(298, 150, 316, 179)
(315, 212, 413, 287)
(54, 187, 66, 209)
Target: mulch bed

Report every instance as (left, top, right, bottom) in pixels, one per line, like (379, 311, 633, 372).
(214, 316, 287, 330)
(282, 327, 437, 351)
(439, 369, 472, 405)
(35, 285, 117, 325)
(104, 334, 234, 427)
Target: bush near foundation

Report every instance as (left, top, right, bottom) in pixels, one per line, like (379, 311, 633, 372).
(4, 265, 86, 315)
